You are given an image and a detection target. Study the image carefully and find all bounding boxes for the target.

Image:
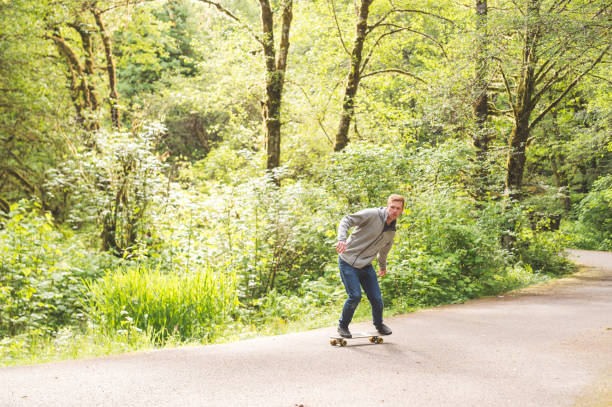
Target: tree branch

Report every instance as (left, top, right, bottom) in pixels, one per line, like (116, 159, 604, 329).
(533, 43, 569, 85)
(594, 2, 612, 18)
(367, 23, 448, 59)
(587, 72, 612, 85)
(276, 0, 293, 71)
(532, 69, 563, 108)
(368, 7, 456, 34)
(0, 166, 36, 193)
(286, 79, 340, 145)
(327, 0, 351, 56)
(495, 60, 517, 118)
(529, 43, 611, 131)
(196, 0, 263, 45)
(487, 104, 514, 118)
(98, 0, 157, 14)
(361, 26, 406, 74)
(548, 0, 572, 14)
(510, 0, 525, 16)
(532, 49, 587, 106)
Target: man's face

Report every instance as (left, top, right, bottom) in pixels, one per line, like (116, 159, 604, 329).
(386, 200, 404, 222)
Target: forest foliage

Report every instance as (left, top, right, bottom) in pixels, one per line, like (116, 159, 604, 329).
(0, 0, 610, 364)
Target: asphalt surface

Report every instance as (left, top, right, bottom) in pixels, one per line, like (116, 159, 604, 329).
(1, 249, 611, 407)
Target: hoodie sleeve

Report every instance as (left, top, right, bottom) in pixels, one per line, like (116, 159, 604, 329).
(377, 239, 394, 271)
(337, 209, 372, 241)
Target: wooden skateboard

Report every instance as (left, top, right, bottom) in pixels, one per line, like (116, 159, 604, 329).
(329, 332, 386, 346)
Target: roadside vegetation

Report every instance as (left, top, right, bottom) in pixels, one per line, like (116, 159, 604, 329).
(1, 0, 610, 366)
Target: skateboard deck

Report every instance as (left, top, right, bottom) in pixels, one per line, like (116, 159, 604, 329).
(329, 332, 387, 346)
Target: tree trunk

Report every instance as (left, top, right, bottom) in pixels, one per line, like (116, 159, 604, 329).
(72, 22, 100, 111)
(501, 1, 539, 249)
(504, 0, 539, 201)
(64, 57, 86, 127)
(92, 7, 120, 129)
(548, 110, 571, 211)
(472, 0, 490, 199)
(333, 0, 373, 152)
(549, 153, 571, 211)
(101, 212, 118, 253)
(50, 31, 99, 131)
(473, 0, 488, 133)
(259, 0, 292, 179)
(0, 197, 9, 214)
(505, 112, 532, 200)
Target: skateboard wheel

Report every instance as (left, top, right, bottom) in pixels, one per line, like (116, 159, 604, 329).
(369, 337, 375, 343)
(377, 337, 384, 344)
(330, 339, 337, 346)
(340, 339, 347, 346)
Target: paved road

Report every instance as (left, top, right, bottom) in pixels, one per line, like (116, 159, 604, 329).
(1, 250, 611, 407)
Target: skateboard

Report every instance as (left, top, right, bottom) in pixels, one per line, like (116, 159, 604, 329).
(329, 332, 386, 346)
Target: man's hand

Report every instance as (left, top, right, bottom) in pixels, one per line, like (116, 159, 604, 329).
(336, 241, 347, 254)
(378, 269, 387, 277)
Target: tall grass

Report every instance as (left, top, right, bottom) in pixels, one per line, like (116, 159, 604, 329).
(86, 265, 238, 343)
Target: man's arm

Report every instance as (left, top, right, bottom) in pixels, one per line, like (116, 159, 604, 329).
(336, 209, 372, 253)
(337, 209, 374, 240)
(377, 240, 393, 276)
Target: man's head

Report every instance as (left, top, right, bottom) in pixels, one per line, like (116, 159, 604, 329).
(386, 194, 405, 222)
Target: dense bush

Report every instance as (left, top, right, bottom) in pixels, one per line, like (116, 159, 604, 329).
(0, 202, 112, 337)
(381, 192, 509, 308)
(515, 225, 575, 276)
(563, 175, 612, 251)
(325, 144, 410, 209)
(43, 125, 168, 256)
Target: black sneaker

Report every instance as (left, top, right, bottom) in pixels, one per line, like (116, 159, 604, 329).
(376, 323, 392, 335)
(337, 325, 352, 338)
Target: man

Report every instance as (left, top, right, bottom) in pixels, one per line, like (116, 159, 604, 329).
(335, 194, 404, 338)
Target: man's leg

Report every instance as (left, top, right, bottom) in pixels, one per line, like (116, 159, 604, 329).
(360, 264, 384, 329)
(338, 257, 362, 332)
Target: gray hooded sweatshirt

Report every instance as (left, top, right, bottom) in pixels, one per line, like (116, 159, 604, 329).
(337, 207, 396, 270)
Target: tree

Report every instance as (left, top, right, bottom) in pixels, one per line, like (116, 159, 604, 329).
(333, 0, 373, 151)
(471, 0, 492, 199)
(491, 0, 610, 200)
(0, 0, 73, 206)
(332, 0, 447, 151)
(530, 87, 612, 211)
(197, 0, 294, 179)
(91, 3, 120, 129)
(48, 21, 100, 131)
(473, 0, 488, 131)
(42, 1, 124, 132)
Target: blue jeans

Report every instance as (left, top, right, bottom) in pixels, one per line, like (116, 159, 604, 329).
(338, 257, 384, 329)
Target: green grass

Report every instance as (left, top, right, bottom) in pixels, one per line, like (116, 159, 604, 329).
(86, 264, 238, 343)
(0, 325, 163, 366)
